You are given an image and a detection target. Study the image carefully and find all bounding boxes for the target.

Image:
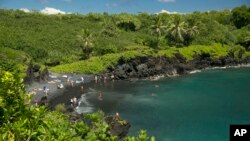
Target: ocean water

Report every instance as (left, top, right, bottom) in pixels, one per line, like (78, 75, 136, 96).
(77, 67, 250, 141)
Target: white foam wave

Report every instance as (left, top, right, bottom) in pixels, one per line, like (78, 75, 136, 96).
(189, 70, 201, 74)
(205, 64, 250, 70)
(76, 94, 94, 114)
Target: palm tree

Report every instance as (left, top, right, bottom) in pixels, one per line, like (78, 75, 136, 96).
(167, 15, 187, 45)
(101, 18, 118, 37)
(151, 15, 167, 38)
(184, 17, 200, 45)
(77, 29, 93, 59)
(186, 24, 199, 37)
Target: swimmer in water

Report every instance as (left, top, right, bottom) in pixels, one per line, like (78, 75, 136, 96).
(151, 93, 157, 97)
(71, 80, 74, 87)
(115, 112, 120, 120)
(81, 85, 84, 93)
(98, 92, 103, 101)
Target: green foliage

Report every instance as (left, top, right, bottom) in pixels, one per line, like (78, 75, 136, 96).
(51, 49, 153, 74)
(150, 15, 166, 37)
(0, 71, 47, 141)
(0, 71, 27, 124)
(243, 51, 250, 58)
(1, 7, 250, 74)
(0, 47, 30, 74)
(125, 130, 155, 141)
(52, 43, 249, 74)
(231, 6, 250, 29)
(77, 29, 94, 60)
(51, 53, 120, 74)
(166, 15, 187, 46)
(157, 48, 177, 58)
(0, 9, 88, 64)
(156, 44, 246, 61)
(232, 25, 250, 49)
(54, 103, 66, 113)
(178, 44, 229, 60)
(116, 13, 141, 31)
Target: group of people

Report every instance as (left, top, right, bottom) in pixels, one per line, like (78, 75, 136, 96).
(64, 75, 85, 88)
(34, 74, 117, 108)
(94, 74, 115, 83)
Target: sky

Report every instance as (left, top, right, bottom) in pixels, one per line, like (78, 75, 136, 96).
(0, 0, 249, 14)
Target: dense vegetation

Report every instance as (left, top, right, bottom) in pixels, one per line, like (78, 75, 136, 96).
(0, 71, 155, 141)
(0, 6, 250, 74)
(0, 5, 249, 140)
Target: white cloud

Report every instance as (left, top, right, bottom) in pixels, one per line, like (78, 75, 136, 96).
(40, 7, 66, 14)
(20, 8, 30, 13)
(158, 0, 175, 3)
(157, 9, 180, 14)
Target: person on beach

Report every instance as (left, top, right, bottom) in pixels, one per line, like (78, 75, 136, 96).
(115, 112, 120, 120)
(43, 86, 46, 92)
(81, 76, 84, 83)
(57, 83, 64, 89)
(71, 80, 74, 87)
(67, 77, 70, 84)
(73, 96, 77, 106)
(81, 85, 84, 93)
(30, 88, 37, 95)
(104, 76, 107, 83)
(95, 75, 98, 83)
(70, 98, 73, 107)
(111, 74, 115, 81)
(43, 86, 49, 96)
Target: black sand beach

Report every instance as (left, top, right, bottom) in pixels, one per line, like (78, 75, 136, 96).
(27, 73, 94, 107)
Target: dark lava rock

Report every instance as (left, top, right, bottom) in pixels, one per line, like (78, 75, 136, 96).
(104, 51, 249, 80)
(24, 63, 49, 84)
(105, 116, 131, 140)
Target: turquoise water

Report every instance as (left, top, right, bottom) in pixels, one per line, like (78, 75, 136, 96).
(78, 67, 250, 141)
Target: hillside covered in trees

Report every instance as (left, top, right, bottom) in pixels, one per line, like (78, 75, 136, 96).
(0, 6, 250, 74)
(0, 6, 250, 73)
(0, 5, 250, 141)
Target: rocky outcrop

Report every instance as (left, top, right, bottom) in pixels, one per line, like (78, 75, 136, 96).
(105, 116, 131, 140)
(106, 52, 250, 80)
(24, 63, 49, 84)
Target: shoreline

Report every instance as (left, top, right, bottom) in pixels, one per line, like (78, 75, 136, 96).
(28, 63, 250, 111)
(141, 63, 250, 81)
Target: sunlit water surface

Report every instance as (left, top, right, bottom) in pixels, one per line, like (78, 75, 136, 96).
(76, 67, 250, 141)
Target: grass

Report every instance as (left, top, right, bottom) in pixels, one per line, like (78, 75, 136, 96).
(156, 48, 177, 58)
(0, 47, 30, 63)
(156, 44, 240, 61)
(0, 47, 30, 76)
(51, 53, 120, 74)
(243, 51, 250, 58)
(51, 49, 153, 74)
(51, 44, 249, 74)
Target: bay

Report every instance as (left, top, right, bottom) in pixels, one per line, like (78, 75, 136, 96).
(77, 67, 250, 141)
